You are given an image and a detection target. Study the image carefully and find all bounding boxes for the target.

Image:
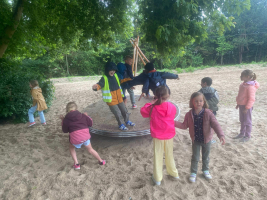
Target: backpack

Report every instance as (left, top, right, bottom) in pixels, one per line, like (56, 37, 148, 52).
(116, 63, 126, 80)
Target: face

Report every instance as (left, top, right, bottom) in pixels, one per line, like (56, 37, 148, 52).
(109, 70, 115, 76)
(192, 95, 204, 110)
(29, 83, 33, 88)
(200, 81, 207, 88)
(240, 74, 251, 82)
(125, 59, 133, 66)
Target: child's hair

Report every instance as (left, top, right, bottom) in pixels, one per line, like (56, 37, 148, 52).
(241, 69, 256, 81)
(30, 80, 39, 87)
(189, 92, 209, 109)
(66, 102, 78, 113)
(149, 86, 169, 117)
(124, 55, 133, 61)
(201, 77, 212, 86)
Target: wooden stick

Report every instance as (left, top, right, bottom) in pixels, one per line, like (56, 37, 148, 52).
(138, 52, 146, 66)
(132, 44, 136, 75)
(131, 39, 150, 63)
(134, 37, 139, 76)
(129, 40, 147, 65)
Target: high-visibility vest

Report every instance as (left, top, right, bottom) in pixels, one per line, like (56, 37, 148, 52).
(102, 74, 124, 103)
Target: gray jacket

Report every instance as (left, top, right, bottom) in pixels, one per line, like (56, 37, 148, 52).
(199, 87, 219, 112)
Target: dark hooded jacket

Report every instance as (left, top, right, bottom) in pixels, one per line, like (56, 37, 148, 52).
(95, 62, 124, 106)
(62, 110, 92, 144)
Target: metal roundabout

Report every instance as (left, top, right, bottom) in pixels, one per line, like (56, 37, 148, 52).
(89, 102, 180, 137)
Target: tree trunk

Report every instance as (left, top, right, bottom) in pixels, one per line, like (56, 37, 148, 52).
(0, 0, 25, 58)
(220, 55, 223, 65)
(66, 55, 69, 75)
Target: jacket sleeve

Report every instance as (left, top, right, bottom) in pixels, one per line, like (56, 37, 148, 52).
(95, 77, 105, 91)
(84, 114, 93, 127)
(142, 78, 150, 94)
(62, 119, 69, 133)
(210, 113, 224, 139)
(245, 86, 256, 109)
(124, 73, 146, 88)
(161, 72, 178, 80)
(140, 103, 152, 118)
(126, 65, 134, 79)
(175, 112, 189, 129)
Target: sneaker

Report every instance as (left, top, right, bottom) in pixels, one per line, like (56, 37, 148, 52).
(119, 124, 129, 131)
(126, 121, 135, 126)
(41, 122, 46, 125)
(73, 164, 80, 170)
(211, 139, 216, 144)
(240, 137, 250, 142)
(203, 171, 212, 180)
(189, 173, 196, 183)
(132, 104, 137, 109)
(28, 122, 36, 127)
(233, 134, 244, 139)
(99, 160, 106, 165)
(151, 175, 161, 186)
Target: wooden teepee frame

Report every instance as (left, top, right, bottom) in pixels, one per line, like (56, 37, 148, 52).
(129, 36, 150, 76)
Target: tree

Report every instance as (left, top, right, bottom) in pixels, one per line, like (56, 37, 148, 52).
(216, 36, 233, 65)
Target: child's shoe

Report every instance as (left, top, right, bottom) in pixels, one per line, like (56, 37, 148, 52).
(99, 160, 106, 165)
(233, 134, 244, 139)
(73, 164, 80, 170)
(189, 173, 196, 183)
(132, 104, 137, 109)
(41, 122, 47, 125)
(240, 137, 250, 142)
(119, 124, 129, 131)
(151, 175, 161, 186)
(126, 121, 135, 126)
(203, 171, 212, 180)
(28, 122, 36, 127)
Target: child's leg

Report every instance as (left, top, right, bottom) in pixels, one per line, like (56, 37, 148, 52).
(85, 143, 103, 162)
(28, 105, 37, 122)
(153, 138, 164, 182)
(38, 110, 46, 123)
(244, 107, 253, 138)
(239, 105, 246, 136)
(69, 144, 79, 165)
(127, 88, 136, 105)
(117, 102, 129, 123)
(109, 104, 125, 126)
(201, 141, 211, 172)
(164, 138, 179, 177)
(191, 141, 201, 174)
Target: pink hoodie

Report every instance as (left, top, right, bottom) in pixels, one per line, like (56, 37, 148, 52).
(236, 81, 260, 109)
(140, 101, 176, 140)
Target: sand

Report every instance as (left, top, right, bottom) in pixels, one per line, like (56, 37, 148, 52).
(0, 64, 267, 200)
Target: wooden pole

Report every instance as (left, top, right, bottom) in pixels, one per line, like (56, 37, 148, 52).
(131, 39, 150, 63)
(134, 37, 139, 76)
(129, 40, 146, 66)
(132, 42, 136, 76)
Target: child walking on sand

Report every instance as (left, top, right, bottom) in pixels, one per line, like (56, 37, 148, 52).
(140, 86, 179, 186)
(28, 80, 47, 127)
(175, 92, 225, 183)
(234, 69, 259, 142)
(60, 102, 105, 169)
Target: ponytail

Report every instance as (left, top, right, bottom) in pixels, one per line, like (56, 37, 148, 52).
(252, 73, 256, 81)
(149, 86, 169, 117)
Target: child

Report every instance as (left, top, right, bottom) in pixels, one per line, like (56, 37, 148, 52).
(28, 80, 47, 127)
(92, 62, 135, 131)
(117, 55, 137, 108)
(234, 69, 259, 142)
(140, 86, 179, 186)
(60, 102, 105, 169)
(175, 92, 225, 183)
(199, 77, 219, 116)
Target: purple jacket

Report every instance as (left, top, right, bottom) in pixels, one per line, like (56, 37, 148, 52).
(175, 109, 224, 144)
(62, 110, 93, 145)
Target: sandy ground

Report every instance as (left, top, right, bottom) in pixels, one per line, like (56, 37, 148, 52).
(0, 64, 267, 200)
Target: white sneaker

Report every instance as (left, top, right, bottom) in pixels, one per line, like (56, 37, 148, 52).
(189, 173, 196, 183)
(151, 176, 161, 186)
(203, 171, 212, 180)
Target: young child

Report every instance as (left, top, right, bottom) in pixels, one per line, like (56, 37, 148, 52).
(234, 69, 259, 142)
(140, 86, 179, 186)
(175, 92, 225, 183)
(60, 102, 105, 169)
(117, 55, 137, 108)
(199, 77, 219, 116)
(92, 62, 135, 131)
(28, 80, 47, 127)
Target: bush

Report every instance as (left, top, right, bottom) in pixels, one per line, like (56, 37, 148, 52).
(176, 68, 184, 73)
(184, 66, 195, 72)
(0, 59, 55, 123)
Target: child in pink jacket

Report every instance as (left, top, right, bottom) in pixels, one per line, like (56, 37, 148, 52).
(234, 69, 259, 142)
(140, 86, 179, 186)
(175, 92, 225, 183)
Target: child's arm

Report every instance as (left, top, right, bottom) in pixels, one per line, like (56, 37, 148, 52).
(83, 112, 93, 127)
(126, 64, 134, 79)
(61, 118, 69, 133)
(161, 72, 179, 80)
(140, 103, 152, 118)
(175, 112, 189, 129)
(246, 86, 257, 110)
(210, 113, 224, 139)
(92, 77, 105, 91)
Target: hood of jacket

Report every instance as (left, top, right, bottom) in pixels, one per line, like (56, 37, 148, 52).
(105, 62, 118, 76)
(153, 101, 174, 117)
(65, 110, 83, 122)
(243, 80, 260, 88)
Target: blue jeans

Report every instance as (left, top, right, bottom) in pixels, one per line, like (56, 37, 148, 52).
(28, 105, 46, 123)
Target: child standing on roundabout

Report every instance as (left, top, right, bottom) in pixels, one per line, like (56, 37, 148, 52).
(92, 62, 135, 131)
(140, 86, 179, 186)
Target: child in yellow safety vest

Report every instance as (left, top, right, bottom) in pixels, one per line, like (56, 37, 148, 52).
(92, 62, 135, 131)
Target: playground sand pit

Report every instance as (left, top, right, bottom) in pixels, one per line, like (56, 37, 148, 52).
(1, 64, 267, 200)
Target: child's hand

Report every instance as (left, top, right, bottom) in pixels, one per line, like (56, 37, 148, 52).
(59, 115, 64, 120)
(131, 87, 135, 90)
(138, 93, 146, 101)
(177, 77, 180, 80)
(243, 109, 248, 114)
(235, 105, 239, 109)
(92, 84, 98, 90)
(83, 112, 88, 116)
(220, 137, 225, 145)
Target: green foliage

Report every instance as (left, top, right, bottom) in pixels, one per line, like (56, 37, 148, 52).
(176, 68, 184, 73)
(0, 59, 55, 122)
